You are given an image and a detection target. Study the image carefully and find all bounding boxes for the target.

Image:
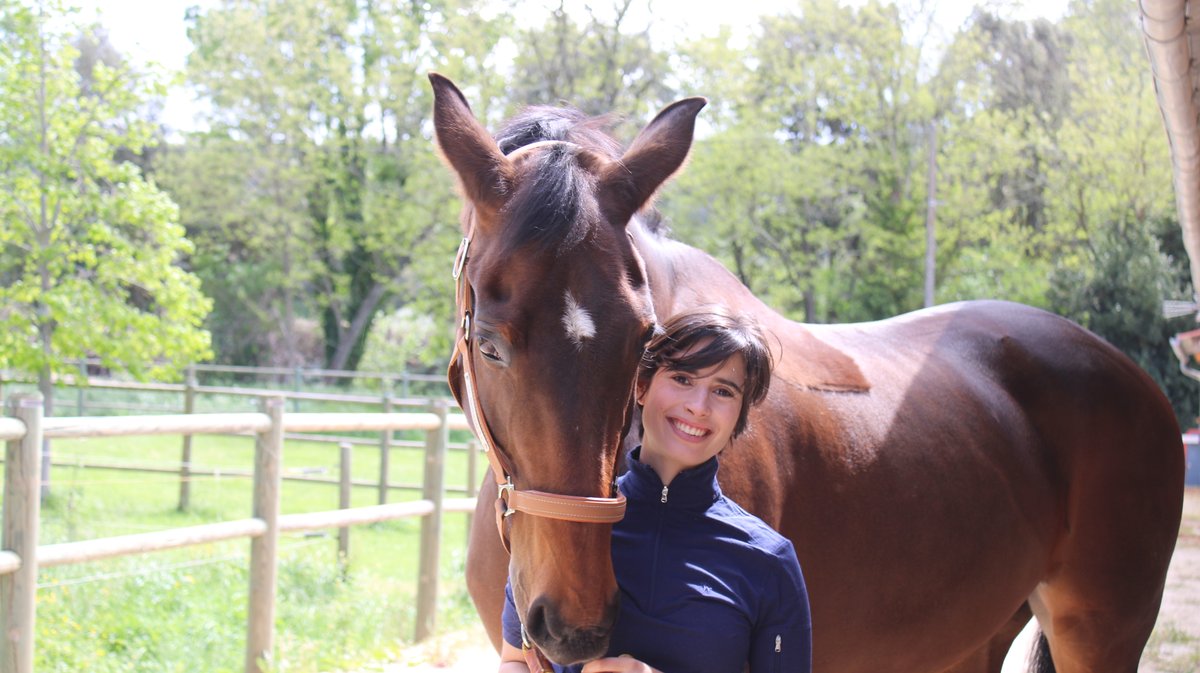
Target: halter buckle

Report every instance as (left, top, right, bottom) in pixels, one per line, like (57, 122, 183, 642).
(452, 237, 470, 279)
(499, 476, 516, 518)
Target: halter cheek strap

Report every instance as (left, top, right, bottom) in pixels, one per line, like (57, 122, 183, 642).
(448, 232, 627, 555)
(522, 624, 554, 672)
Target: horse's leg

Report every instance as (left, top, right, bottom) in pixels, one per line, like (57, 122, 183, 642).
(939, 604, 1033, 673)
(465, 477, 508, 652)
(1028, 573, 1166, 673)
(1024, 432, 1182, 672)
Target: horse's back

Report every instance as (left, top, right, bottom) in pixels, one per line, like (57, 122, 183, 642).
(845, 300, 1183, 473)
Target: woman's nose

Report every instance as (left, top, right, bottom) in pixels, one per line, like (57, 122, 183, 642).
(684, 388, 709, 416)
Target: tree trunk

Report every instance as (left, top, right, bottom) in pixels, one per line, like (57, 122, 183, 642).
(36, 8, 53, 501)
(924, 121, 938, 308)
(328, 282, 387, 372)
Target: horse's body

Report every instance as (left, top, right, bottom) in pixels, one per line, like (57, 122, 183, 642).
(431, 74, 1186, 673)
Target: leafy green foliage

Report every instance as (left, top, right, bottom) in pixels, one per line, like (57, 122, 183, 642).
(8, 0, 1195, 424)
(666, 0, 932, 322)
(0, 0, 212, 383)
(507, 0, 675, 121)
(1049, 216, 1199, 427)
(359, 306, 445, 375)
(1039, 0, 1193, 422)
(161, 0, 505, 370)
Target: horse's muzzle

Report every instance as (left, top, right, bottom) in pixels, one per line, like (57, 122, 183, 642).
(524, 592, 620, 665)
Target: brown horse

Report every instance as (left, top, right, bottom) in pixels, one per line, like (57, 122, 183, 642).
(429, 73, 1186, 673)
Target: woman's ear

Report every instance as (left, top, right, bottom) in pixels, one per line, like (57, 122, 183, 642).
(635, 381, 647, 406)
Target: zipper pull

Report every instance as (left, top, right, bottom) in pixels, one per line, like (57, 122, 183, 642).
(660, 485, 669, 503)
(775, 635, 781, 653)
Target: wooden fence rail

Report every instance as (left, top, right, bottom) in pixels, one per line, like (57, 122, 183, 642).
(1, 370, 470, 510)
(0, 393, 477, 673)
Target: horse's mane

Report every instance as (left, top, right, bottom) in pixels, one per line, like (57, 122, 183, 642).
(495, 106, 668, 254)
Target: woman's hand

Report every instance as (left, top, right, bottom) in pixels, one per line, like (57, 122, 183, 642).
(580, 654, 662, 673)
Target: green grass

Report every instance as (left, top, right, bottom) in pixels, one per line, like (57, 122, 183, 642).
(22, 424, 481, 672)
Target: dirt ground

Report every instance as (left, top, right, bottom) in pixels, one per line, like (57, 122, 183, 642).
(382, 487, 1200, 673)
(1141, 486, 1200, 673)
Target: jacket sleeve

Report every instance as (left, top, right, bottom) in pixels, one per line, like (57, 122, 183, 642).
(501, 581, 525, 650)
(748, 540, 812, 673)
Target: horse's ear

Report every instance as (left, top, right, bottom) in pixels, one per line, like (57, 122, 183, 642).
(429, 73, 512, 223)
(602, 96, 707, 225)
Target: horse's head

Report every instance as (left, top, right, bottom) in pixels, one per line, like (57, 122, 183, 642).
(430, 73, 704, 663)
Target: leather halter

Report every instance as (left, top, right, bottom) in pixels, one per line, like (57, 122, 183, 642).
(448, 230, 628, 554)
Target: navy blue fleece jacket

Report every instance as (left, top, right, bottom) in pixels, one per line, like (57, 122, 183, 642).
(502, 448, 812, 673)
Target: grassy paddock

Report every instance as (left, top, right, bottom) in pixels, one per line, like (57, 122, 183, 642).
(24, 428, 481, 672)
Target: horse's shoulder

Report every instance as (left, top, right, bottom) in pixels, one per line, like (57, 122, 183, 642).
(768, 323, 872, 393)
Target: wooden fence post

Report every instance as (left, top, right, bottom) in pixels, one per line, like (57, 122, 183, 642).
(75, 362, 87, 415)
(377, 385, 393, 505)
(1, 394, 43, 673)
(338, 442, 351, 569)
(291, 368, 302, 412)
(245, 397, 284, 673)
(414, 399, 448, 642)
(178, 366, 197, 512)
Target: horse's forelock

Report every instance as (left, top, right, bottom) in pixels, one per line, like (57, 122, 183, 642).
(496, 106, 622, 158)
(493, 105, 668, 253)
(505, 144, 597, 255)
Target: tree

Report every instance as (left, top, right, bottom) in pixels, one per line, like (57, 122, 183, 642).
(925, 13, 1070, 307)
(1048, 215, 1197, 427)
(0, 0, 213, 492)
(165, 0, 507, 370)
(508, 0, 676, 121)
(1043, 0, 1193, 424)
(666, 0, 931, 323)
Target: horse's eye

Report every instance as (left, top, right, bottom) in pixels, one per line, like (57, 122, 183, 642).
(478, 337, 505, 364)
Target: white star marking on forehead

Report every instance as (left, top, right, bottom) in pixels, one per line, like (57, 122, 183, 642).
(562, 291, 597, 346)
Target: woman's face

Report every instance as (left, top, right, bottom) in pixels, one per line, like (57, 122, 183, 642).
(636, 345, 746, 485)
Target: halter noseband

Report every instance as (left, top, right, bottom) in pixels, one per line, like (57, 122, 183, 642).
(448, 230, 627, 554)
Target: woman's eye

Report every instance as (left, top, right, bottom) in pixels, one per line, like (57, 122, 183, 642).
(670, 374, 690, 386)
(714, 387, 735, 399)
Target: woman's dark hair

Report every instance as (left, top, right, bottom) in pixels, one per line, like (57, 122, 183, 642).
(637, 307, 773, 438)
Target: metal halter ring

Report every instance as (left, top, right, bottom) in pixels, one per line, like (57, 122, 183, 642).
(452, 237, 470, 279)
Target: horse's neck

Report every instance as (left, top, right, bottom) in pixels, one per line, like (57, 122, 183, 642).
(630, 221, 778, 323)
(631, 220, 871, 393)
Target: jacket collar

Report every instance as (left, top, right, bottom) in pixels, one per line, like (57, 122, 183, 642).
(619, 447, 722, 510)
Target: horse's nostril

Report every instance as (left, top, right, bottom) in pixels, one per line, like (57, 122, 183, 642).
(524, 596, 552, 645)
(521, 594, 616, 664)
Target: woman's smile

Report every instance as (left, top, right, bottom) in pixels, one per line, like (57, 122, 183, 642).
(669, 417, 711, 439)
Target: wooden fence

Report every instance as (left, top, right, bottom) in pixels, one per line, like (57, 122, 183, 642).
(0, 392, 478, 673)
(0, 369, 473, 510)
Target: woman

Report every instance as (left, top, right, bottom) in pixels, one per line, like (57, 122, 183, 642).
(498, 307, 813, 673)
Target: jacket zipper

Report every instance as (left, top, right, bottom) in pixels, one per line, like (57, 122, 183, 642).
(772, 634, 782, 673)
(660, 485, 669, 503)
(648, 486, 667, 608)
